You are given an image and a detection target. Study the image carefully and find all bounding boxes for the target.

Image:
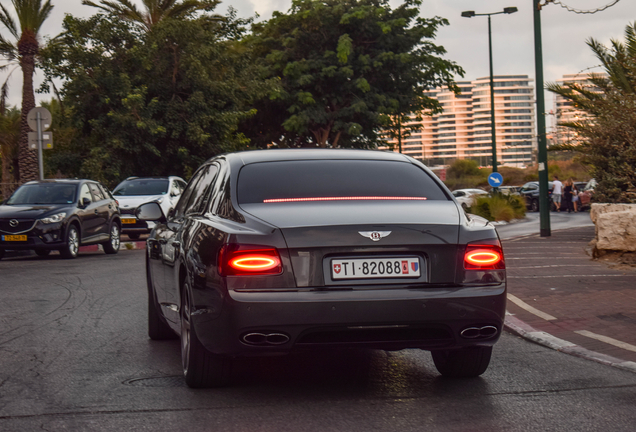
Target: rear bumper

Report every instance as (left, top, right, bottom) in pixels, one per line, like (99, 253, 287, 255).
(191, 284, 507, 356)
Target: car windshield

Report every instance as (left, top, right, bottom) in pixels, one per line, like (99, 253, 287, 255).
(237, 160, 449, 204)
(7, 183, 77, 205)
(113, 179, 169, 196)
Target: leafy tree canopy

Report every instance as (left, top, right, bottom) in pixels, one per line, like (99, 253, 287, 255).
(547, 22, 636, 203)
(39, 9, 271, 186)
(243, 0, 463, 148)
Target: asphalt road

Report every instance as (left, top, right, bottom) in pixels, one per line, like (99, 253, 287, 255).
(1, 245, 636, 431)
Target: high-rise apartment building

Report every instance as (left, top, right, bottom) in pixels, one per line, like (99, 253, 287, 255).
(383, 75, 536, 168)
(551, 73, 605, 146)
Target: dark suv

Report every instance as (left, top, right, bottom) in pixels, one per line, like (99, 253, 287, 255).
(519, 181, 554, 212)
(0, 180, 121, 260)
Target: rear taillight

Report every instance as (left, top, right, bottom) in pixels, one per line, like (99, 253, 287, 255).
(218, 244, 283, 276)
(464, 242, 505, 270)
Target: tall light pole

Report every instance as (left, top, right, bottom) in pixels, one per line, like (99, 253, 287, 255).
(533, 0, 551, 237)
(462, 7, 518, 174)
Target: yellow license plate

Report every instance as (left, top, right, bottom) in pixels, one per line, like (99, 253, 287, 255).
(2, 235, 27, 241)
(121, 218, 136, 224)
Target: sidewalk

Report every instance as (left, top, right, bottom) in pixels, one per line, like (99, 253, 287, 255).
(502, 225, 636, 372)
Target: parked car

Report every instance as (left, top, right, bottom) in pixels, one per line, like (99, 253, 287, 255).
(519, 181, 554, 212)
(0, 179, 121, 260)
(577, 178, 597, 210)
(451, 188, 488, 209)
(138, 149, 507, 388)
(497, 186, 520, 195)
(112, 176, 186, 239)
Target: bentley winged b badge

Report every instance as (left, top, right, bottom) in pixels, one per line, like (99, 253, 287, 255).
(358, 231, 391, 242)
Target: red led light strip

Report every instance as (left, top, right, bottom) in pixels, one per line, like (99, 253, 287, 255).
(263, 196, 428, 203)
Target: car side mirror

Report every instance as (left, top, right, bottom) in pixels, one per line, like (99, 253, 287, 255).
(81, 197, 91, 208)
(136, 202, 165, 222)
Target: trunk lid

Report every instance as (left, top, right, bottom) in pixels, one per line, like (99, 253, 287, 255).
(240, 201, 461, 287)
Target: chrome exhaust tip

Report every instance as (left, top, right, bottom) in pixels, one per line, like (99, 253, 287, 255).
(460, 325, 499, 339)
(242, 332, 290, 346)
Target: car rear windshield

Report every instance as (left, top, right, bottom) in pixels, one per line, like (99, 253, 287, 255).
(7, 183, 77, 205)
(113, 179, 169, 196)
(237, 160, 449, 204)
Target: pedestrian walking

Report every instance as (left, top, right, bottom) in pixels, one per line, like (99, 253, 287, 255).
(563, 178, 574, 213)
(552, 175, 563, 212)
(572, 181, 580, 212)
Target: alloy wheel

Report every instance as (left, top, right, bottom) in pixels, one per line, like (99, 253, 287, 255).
(68, 227, 79, 257)
(110, 225, 120, 250)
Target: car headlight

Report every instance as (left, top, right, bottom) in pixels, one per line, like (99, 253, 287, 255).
(40, 212, 67, 224)
(155, 197, 164, 204)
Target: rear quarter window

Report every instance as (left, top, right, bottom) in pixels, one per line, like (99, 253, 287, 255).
(237, 160, 449, 204)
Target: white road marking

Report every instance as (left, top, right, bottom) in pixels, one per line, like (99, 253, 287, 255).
(507, 294, 557, 321)
(574, 330, 636, 353)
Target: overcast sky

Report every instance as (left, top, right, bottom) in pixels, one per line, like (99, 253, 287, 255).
(4, 0, 634, 115)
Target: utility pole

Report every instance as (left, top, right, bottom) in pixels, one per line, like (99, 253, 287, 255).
(533, 0, 551, 237)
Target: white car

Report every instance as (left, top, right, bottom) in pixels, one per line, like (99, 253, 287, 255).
(452, 188, 488, 209)
(113, 176, 187, 239)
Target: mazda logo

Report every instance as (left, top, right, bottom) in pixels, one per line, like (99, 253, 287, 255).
(9, 219, 19, 227)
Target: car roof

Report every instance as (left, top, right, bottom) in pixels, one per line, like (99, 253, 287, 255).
(230, 149, 412, 165)
(122, 176, 183, 181)
(23, 179, 91, 185)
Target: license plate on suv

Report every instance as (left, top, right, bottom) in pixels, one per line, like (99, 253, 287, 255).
(121, 218, 136, 224)
(331, 257, 421, 280)
(2, 235, 27, 241)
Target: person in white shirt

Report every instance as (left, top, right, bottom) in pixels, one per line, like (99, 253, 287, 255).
(552, 175, 563, 212)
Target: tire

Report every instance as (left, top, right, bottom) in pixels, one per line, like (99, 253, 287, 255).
(35, 249, 51, 257)
(181, 282, 231, 388)
(102, 223, 120, 254)
(431, 346, 492, 378)
(128, 233, 141, 240)
(147, 261, 177, 340)
(60, 225, 80, 259)
(530, 199, 539, 212)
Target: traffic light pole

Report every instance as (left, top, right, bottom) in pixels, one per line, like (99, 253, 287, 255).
(533, 0, 551, 237)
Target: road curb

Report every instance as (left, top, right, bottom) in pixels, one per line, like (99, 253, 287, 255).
(504, 315, 636, 374)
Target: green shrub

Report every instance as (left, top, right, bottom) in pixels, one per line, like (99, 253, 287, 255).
(469, 193, 526, 222)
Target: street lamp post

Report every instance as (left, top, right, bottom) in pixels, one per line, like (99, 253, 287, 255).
(462, 7, 518, 174)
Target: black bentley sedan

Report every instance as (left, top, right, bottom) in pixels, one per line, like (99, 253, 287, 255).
(0, 179, 121, 259)
(137, 150, 506, 388)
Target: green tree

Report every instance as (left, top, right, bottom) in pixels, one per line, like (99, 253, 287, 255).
(244, 0, 462, 148)
(0, 0, 54, 183)
(547, 22, 636, 203)
(39, 11, 269, 185)
(81, 0, 219, 32)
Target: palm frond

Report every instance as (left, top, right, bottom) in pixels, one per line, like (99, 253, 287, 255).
(0, 3, 19, 39)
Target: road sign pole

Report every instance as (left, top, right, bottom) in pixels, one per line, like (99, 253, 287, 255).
(36, 111, 44, 181)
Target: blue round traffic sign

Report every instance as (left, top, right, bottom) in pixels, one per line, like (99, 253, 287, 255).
(487, 172, 503, 188)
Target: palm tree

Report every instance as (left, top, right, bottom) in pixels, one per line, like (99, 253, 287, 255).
(547, 22, 636, 203)
(81, 0, 218, 32)
(0, 0, 54, 183)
